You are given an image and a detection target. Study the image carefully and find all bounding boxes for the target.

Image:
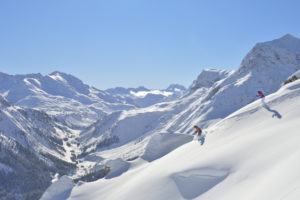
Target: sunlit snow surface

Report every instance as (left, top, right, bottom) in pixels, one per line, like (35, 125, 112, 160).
(65, 80, 300, 200)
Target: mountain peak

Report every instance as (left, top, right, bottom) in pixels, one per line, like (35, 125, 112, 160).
(263, 34, 300, 53)
(189, 68, 231, 90)
(280, 34, 298, 40)
(48, 71, 86, 86)
(49, 71, 67, 76)
(166, 84, 186, 92)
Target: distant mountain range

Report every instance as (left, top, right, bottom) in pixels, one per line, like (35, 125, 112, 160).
(105, 84, 186, 108)
(0, 71, 186, 128)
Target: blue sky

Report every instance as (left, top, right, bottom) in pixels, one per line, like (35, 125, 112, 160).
(1, 0, 300, 89)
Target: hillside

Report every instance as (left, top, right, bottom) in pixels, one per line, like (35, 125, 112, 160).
(67, 73, 300, 200)
(0, 96, 77, 199)
(75, 34, 300, 165)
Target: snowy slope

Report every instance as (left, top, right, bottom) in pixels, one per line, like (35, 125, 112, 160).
(85, 34, 300, 153)
(85, 32, 300, 161)
(40, 176, 74, 200)
(68, 75, 300, 200)
(161, 34, 300, 133)
(0, 96, 79, 199)
(0, 96, 64, 158)
(283, 69, 300, 85)
(76, 85, 207, 160)
(73, 33, 300, 178)
(77, 68, 228, 155)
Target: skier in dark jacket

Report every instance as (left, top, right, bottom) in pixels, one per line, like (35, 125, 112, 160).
(194, 125, 202, 136)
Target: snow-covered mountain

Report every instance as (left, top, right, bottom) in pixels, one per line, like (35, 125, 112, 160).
(2, 34, 300, 200)
(105, 84, 186, 108)
(0, 96, 79, 200)
(76, 32, 300, 163)
(67, 34, 300, 169)
(188, 68, 231, 91)
(79, 30, 300, 157)
(0, 71, 137, 128)
(37, 35, 298, 199)
(0, 71, 185, 199)
(58, 34, 300, 198)
(162, 34, 300, 132)
(76, 70, 226, 159)
(66, 73, 300, 200)
(0, 72, 186, 128)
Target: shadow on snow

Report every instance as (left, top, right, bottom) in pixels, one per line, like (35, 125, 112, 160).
(261, 99, 282, 119)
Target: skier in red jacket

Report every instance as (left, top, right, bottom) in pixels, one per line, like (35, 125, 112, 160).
(194, 125, 202, 136)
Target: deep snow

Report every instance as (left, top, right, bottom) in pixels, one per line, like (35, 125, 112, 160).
(66, 78, 300, 200)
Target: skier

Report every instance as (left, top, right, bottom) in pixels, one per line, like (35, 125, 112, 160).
(104, 165, 111, 175)
(256, 90, 265, 103)
(194, 125, 202, 136)
(256, 90, 265, 98)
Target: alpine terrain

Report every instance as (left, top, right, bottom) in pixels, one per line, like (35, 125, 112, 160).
(0, 34, 300, 200)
